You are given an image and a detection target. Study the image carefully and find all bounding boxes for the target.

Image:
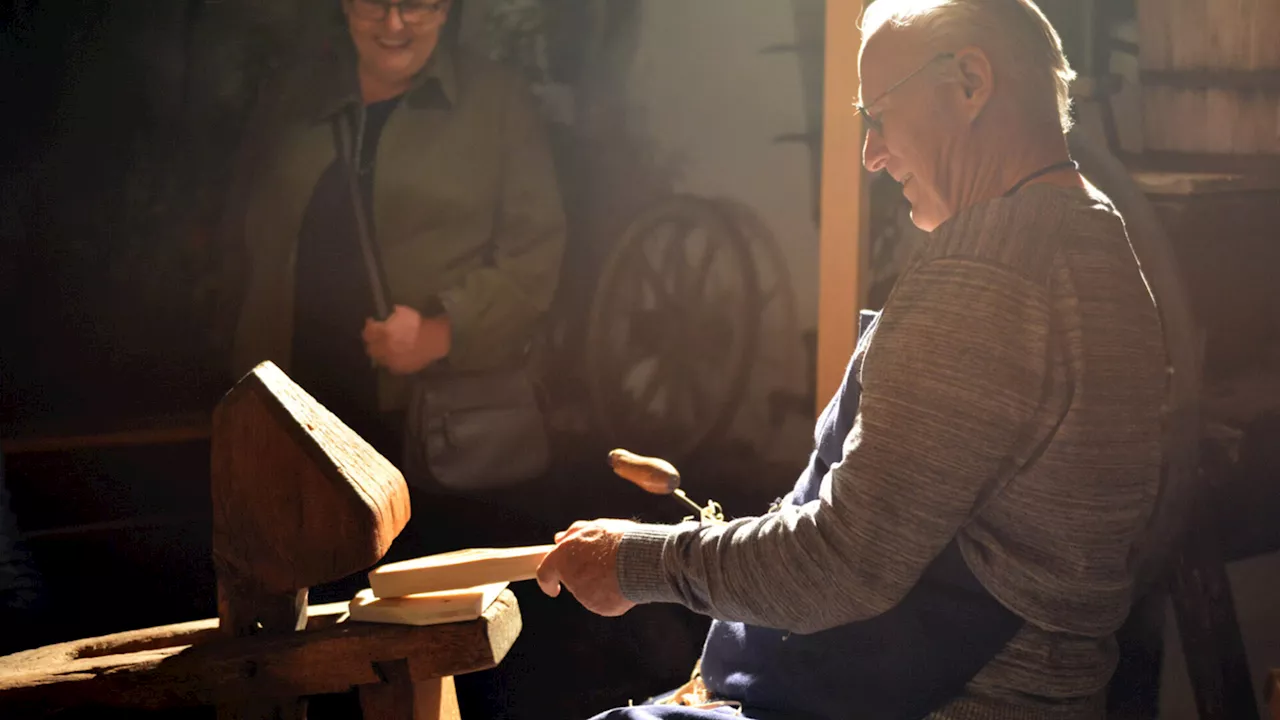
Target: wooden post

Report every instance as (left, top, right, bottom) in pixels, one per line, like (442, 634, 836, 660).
(211, 362, 411, 719)
(815, 0, 868, 414)
(213, 580, 309, 720)
(359, 661, 462, 720)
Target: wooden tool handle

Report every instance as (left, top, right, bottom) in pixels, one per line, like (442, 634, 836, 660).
(608, 448, 680, 494)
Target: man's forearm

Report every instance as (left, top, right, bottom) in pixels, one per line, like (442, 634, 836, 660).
(615, 498, 919, 634)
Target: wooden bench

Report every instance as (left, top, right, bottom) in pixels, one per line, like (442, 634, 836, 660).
(0, 362, 521, 718)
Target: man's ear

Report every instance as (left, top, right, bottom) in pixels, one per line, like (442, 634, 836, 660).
(953, 46, 994, 121)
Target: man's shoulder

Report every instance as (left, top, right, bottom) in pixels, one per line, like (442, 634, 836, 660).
(923, 185, 1125, 285)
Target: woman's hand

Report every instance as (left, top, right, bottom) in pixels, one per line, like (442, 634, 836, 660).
(363, 304, 451, 375)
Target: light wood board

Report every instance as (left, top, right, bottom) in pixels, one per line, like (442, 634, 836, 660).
(368, 546, 553, 599)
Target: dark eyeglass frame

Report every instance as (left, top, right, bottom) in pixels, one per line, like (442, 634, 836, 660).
(351, 0, 449, 25)
(853, 52, 955, 134)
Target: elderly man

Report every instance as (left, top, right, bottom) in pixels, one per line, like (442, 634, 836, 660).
(538, 1, 1168, 718)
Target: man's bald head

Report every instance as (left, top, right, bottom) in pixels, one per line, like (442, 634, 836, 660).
(860, 0, 1075, 133)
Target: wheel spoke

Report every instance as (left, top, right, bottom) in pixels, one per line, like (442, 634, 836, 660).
(758, 286, 779, 308)
(626, 358, 667, 423)
(689, 237, 718, 307)
(677, 355, 711, 425)
(658, 231, 687, 304)
(635, 251, 673, 306)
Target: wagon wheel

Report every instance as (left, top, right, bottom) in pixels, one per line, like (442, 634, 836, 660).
(712, 198, 804, 441)
(585, 195, 761, 460)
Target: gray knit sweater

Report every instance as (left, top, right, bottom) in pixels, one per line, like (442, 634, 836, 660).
(616, 184, 1168, 719)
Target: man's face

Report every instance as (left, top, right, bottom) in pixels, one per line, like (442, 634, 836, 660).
(344, 0, 451, 84)
(858, 32, 968, 232)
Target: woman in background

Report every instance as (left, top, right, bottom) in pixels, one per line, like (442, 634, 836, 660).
(223, 0, 565, 467)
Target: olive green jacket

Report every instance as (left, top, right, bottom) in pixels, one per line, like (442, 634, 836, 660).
(227, 39, 565, 410)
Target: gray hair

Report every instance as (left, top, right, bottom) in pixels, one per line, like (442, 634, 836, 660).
(860, 0, 1076, 133)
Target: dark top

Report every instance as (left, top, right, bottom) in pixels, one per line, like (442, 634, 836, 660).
(290, 96, 400, 444)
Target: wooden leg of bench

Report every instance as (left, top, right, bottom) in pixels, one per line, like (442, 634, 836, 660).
(359, 660, 461, 720)
(215, 579, 309, 720)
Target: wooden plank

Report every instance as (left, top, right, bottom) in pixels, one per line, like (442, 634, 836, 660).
(349, 585, 510, 626)
(22, 513, 202, 541)
(1139, 0, 1280, 157)
(0, 604, 349, 673)
(0, 591, 520, 715)
(1131, 170, 1280, 196)
(0, 414, 212, 455)
(368, 546, 553, 598)
(815, 0, 867, 415)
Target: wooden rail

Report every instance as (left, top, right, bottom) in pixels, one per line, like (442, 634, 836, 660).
(0, 413, 212, 455)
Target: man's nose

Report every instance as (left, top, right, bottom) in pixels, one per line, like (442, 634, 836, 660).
(862, 129, 889, 173)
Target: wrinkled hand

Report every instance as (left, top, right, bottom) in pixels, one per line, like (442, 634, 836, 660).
(363, 304, 451, 375)
(536, 519, 639, 617)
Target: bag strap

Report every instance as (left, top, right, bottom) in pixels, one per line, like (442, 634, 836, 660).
(331, 110, 392, 320)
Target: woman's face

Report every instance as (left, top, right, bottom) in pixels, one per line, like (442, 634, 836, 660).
(344, 0, 451, 85)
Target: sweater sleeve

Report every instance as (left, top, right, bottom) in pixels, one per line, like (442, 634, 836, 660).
(615, 257, 1060, 634)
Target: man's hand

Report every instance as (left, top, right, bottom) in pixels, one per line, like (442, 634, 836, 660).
(536, 519, 639, 617)
(363, 304, 451, 375)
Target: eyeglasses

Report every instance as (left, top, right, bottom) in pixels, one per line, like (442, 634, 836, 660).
(853, 52, 955, 134)
(350, 0, 449, 25)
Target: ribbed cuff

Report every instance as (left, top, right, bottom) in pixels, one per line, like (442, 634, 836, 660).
(616, 523, 682, 605)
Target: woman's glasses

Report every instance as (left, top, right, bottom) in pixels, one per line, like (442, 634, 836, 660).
(350, 0, 449, 25)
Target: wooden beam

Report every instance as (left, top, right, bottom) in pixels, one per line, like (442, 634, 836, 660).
(0, 414, 211, 455)
(0, 592, 521, 715)
(816, 0, 868, 414)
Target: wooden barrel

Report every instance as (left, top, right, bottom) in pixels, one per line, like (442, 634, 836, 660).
(1138, 0, 1280, 171)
